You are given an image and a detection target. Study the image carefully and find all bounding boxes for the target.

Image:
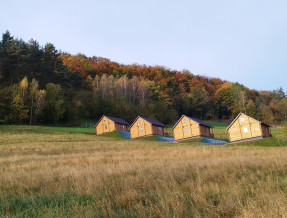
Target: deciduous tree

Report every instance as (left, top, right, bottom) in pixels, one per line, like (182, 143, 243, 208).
(45, 83, 65, 123)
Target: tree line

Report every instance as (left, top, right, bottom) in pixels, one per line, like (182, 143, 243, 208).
(0, 31, 286, 125)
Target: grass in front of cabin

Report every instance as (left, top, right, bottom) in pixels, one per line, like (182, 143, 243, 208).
(1, 125, 287, 217)
(231, 137, 287, 147)
(96, 131, 127, 141)
(176, 137, 202, 145)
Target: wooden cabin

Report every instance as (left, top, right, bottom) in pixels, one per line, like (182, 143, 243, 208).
(129, 116, 165, 139)
(227, 113, 272, 142)
(172, 115, 214, 141)
(95, 115, 130, 135)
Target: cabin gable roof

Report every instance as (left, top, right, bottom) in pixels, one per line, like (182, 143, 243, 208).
(226, 112, 271, 130)
(128, 116, 165, 130)
(95, 115, 129, 128)
(141, 117, 165, 127)
(171, 115, 213, 130)
(105, 116, 130, 125)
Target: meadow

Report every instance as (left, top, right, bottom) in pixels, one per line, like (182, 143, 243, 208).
(0, 125, 287, 217)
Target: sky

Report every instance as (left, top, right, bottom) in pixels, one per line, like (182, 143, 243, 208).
(1, 0, 287, 91)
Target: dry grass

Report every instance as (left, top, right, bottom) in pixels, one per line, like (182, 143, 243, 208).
(1, 126, 287, 217)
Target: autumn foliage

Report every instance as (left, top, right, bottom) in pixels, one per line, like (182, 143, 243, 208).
(0, 31, 286, 125)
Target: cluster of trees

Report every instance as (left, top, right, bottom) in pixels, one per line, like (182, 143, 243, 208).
(0, 31, 286, 125)
(74, 74, 178, 124)
(61, 53, 287, 124)
(0, 76, 65, 124)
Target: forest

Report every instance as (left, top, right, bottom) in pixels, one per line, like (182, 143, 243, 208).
(0, 31, 286, 126)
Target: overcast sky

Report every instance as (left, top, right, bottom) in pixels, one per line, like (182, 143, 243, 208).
(1, 0, 287, 91)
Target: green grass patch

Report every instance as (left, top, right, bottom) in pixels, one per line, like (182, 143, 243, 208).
(97, 131, 126, 140)
(210, 123, 229, 141)
(43, 126, 96, 134)
(0, 193, 96, 217)
(164, 127, 174, 137)
(0, 125, 96, 135)
(271, 128, 287, 141)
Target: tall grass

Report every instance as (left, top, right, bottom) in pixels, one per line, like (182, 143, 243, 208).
(1, 125, 287, 217)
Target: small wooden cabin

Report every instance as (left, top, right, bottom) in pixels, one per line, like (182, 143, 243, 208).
(227, 113, 272, 142)
(172, 115, 214, 141)
(96, 115, 130, 135)
(129, 116, 165, 139)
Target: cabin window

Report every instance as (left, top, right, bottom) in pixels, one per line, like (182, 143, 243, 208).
(122, 125, 125, 129)
(105, 125, 108, 130)
(240, 118, 245, 122)
(205, 127, 209, 134)
(243, 127, 248, 133)
(183, 119, 187, 124)
(140, 127, 144, 132)
(185, 128, 189, 133)
(158, 127, 161, 132)
(104, 119, 106, 122)
(138, 120, 141, 126)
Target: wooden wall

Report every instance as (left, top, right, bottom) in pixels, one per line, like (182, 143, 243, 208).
(261, 124, 271, 137)
(96, 116, 116, 135)
(130, 117, 153, 139)
(173, 116, 202, 140)
(228, 114, 263, 142)
(115, 123, 128, 132)
(152, 125, 164, 136)
(199, 125, 212, 137)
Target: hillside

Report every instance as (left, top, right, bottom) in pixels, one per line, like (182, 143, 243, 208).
(0, 31, 286, 125)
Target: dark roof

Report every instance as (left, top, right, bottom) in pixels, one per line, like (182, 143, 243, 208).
(226, 112, 272, 130)
(171, 115, 213, 130)
(186, 116, 213, 128)
(95, 115, 130, 127)
(141, 117, 165, 127)
(105, 116, 130, 125)
(128, 116, 165, 129)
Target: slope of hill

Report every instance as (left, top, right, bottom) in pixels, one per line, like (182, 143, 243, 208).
(0, 31, 286, 125)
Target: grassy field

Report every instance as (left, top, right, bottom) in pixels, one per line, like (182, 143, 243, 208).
(0, 125, 287, 217)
